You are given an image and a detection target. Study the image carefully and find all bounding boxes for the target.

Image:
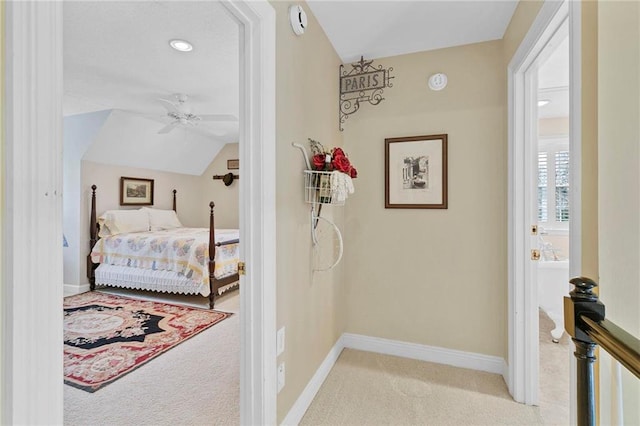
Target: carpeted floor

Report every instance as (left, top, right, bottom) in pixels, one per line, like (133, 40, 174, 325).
(301, 348, 544, 425)
(301, 313, 571, 426)
(539, 308, 571, 425)
(64, 289, 240, 426)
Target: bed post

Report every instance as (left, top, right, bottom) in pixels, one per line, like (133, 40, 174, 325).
(173, 189, 177, 212)
(208, 201, 216, 309)
(87, 185, 98, 291)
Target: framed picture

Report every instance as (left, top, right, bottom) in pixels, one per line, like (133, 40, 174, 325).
(120, 177, 154, 206)
(227, 159, 239, 170)
(385, 134, 448, 209)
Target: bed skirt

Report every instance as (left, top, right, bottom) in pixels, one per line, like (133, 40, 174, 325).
(95, 264, 210, 296)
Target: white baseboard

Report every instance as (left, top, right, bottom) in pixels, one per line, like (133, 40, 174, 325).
(281, 333, 508, 425)
(342, 333, 506, 376)
(63, 283, 91, 296)
(281, 336, 345, 426)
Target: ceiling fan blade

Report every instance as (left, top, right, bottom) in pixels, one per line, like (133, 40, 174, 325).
(157, 98, 181, 114)
(198, 114, 238, 122)
(158, 122, 179, 134)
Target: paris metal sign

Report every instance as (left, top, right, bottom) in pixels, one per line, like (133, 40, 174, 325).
(339, 56, 394, 131)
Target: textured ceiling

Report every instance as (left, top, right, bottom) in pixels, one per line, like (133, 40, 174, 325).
(64, 1, 239, 145)
(307, 1, 519, 63)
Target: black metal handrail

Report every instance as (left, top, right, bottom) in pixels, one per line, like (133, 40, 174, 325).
(564, 276, 640, 426)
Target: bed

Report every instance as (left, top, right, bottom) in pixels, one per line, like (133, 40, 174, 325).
(86, 185, 240, 309)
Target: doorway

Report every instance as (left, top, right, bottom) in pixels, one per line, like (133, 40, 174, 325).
(2, 1, 276, 424)
(507, 0, 581, 422)
(534, 24, 571, 424)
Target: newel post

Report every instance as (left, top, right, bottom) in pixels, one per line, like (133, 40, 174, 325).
(564, 277, 606, 426)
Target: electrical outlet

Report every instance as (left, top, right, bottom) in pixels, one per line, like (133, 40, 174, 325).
(277, 326, 285, 356)
(277, 362, 285, 393)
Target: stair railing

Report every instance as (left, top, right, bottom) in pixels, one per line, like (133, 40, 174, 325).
(564, 277, 640, 426)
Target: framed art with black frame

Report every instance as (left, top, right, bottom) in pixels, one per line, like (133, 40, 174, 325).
(385, 134, 448, 209)
(120, 176, 154, 206)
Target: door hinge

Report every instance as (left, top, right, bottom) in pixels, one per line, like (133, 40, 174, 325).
(531, 249, 541, 261)
(238, 261, 246, 276)
(531, 225, 538, 235)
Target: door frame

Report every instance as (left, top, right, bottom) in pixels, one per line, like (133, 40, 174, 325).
(507, 0, 581, 413)
(1, 1, 276, 424)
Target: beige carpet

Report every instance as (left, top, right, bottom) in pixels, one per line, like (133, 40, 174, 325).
(301, 312, 571, 426)
(539, 308, 571, 425)
(301, 349, 544, 425)
(64, 289, 240, 426)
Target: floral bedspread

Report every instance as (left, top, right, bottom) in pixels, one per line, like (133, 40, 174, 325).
(90, 228, 240, 286)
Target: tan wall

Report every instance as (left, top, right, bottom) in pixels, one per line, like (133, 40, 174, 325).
(503, 0, 544, 64)
(0, 0, 5, 416)
(597, 1, 640, 424)
(343, 40, 507, 357)
(272, 1, 346, 422)
(199, 143, 239, 229)
(539, 117, 569, 136)
(582, 1, 599, 281)
(79, 161, 208, 283)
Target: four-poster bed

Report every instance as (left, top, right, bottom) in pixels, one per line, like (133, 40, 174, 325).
(86, 185, 240, 309)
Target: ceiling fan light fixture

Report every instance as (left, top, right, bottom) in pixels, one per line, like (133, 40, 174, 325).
(169, 39, 193, 52)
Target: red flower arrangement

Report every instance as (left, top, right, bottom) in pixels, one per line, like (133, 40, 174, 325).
(309, 139, 358, 179)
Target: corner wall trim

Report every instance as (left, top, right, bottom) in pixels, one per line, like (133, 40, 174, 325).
(281, 334, 507, 425)
(63, 283, 91, 297)
(342, 333, 506, 376)
(281, 336, 345, 426)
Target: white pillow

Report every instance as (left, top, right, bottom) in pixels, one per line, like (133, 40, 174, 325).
(142, 207, 183, 231)
(98, 209, 150, 236)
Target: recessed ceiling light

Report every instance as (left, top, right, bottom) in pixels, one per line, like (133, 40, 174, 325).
(538, 99, 551, 107)
(169, 39, 193, 52)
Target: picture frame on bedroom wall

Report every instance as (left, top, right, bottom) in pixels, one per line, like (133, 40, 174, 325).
(385, 134, 448, 209)
(120, 176, 154, 206)
(227, 159, 240, 170)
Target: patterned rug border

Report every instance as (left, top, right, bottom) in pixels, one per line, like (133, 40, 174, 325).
(64, 292, 233, 392)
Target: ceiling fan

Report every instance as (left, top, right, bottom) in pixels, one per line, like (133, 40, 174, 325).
(156, 93, 237, 134)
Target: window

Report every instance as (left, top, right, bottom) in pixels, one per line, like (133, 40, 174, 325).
(537, 139, 569, 227)
(538, 152, 548, 222)
(555, 151, 570, 222)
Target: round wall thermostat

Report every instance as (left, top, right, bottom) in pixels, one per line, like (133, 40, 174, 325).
(428, 73, 448, 91)
(289, 5, 308, 36)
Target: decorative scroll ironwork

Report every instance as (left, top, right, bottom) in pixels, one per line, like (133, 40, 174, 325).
(339, 56, 394, 131)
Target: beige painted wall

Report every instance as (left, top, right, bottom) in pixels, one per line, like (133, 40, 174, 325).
(79, 161, 209, 284)
(503, 0, 544, 64)
(0, 0, 5, 415)
(343, 40, 508, 357)
(272, 1, 346, 422)
(597, 1, 640, 424)
(539, 117, 569, 136)
(199, 143, 239, 229)
(581, 1, 599, 281)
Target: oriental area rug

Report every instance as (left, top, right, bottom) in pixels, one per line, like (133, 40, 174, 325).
(63, 292, 231, 392)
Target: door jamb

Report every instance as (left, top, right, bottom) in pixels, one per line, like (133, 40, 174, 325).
(507, 0, 581, 414)
(2, 1, 277, 424)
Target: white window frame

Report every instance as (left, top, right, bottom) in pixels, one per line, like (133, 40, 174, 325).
(538, 136, 570, 231)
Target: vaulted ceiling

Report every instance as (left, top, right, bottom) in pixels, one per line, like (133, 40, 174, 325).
(64, 1, 566, 176)
(63, 1, 239, 174)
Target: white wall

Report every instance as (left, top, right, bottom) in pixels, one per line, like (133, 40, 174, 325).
(63, 110, 112, 287)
